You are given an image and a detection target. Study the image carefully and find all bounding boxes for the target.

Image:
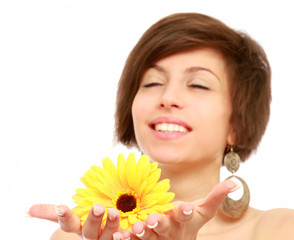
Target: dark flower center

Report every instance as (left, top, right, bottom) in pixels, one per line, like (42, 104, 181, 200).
(116, 193, 137, 213)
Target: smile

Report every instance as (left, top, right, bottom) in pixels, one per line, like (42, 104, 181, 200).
(154, 123, 189, 133)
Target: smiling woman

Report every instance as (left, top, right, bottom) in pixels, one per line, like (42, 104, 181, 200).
(28, 11, 294, 240)
(132, 49, 233, 167)
(115, 13, 271, 163)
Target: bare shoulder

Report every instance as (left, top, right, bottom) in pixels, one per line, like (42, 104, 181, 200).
(254, 208, 294, 239)
(50, 228, 81, 240)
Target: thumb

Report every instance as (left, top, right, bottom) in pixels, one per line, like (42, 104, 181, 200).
(194, 180, 240, 220)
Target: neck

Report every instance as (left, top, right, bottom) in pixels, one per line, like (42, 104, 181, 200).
(159, 159, 221, 202)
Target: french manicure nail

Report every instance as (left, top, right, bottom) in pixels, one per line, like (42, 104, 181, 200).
(55, 206, 65, 216)
(147, 221, 158, 229)
(183, 209, 193, 215)
(136, 230, 145, 238)
(108, 208, 118, 222)
(93, 204, 104, 217)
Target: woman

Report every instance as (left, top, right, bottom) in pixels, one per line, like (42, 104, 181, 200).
(30, 13, 294, 239)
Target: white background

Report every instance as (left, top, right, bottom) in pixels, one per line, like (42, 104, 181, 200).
(1, 1, 294, 239)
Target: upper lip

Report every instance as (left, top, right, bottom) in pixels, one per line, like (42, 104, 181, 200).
(149, 116, 192, 131)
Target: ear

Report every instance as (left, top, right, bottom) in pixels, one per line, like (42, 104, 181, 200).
(226, 124, 237, 146)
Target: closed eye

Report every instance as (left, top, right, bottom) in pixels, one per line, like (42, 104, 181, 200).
(189, 84, 209, 90)
(143, 82, 163, 88)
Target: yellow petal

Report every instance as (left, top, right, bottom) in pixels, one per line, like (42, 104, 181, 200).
(137, 208, 152, 215)
(102, 157, 117, 174)
(75, 188, 92, 197)
(140, 181, 156, 199)
(142, 166, 152, 182)
(120, 217, 130, 230)
(137, 155, 150, 176)
(140, 196, 157, 208)
(126, 153, 136, 188)
(137, 179, 148, 197)
(100, 169, 121, 193)
(156, 192, 175, 204)
(134, 155, 152, 192)
(150, 179, 171, 193)
(137, 213, 148, 221)
(149, 203, 174, 212)
(73, 196, 93, 207)
(102, 157, 123, 189)
(128, 214, 139, 225)
(76, 187, 107, 200)
(150, 161, 158, 172)
(147, 168, 161, 184)
(117, 154, 128, 188)
(72, 206, 92, 216)
(140, 168, 161, 198)
(89, 166, 106, 184)
(80, 173, 98, 189)
(93, 181, 116, 199)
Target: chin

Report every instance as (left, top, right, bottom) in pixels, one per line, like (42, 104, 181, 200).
(144, 149, 189, 165)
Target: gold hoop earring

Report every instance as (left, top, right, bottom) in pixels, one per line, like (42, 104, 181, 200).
(220, 148, 250, 218)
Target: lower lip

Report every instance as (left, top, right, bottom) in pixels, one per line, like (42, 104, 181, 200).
(150, 127, 190, 140)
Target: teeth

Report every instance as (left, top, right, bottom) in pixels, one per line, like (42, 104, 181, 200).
(155, 123, 188, 133)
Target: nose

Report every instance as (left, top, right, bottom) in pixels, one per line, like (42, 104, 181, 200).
(159, 84, 184, 110)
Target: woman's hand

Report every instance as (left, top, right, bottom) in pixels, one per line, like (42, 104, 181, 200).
(117, 180, 239, 240)
(29, 204, 123, 239)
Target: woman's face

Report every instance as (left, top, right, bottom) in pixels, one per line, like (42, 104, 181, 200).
(131, 48, 235, 166)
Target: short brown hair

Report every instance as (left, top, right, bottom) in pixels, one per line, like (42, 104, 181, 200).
(115, 13, 271, 161)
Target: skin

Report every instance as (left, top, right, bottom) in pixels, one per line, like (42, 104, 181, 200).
(29, 49, 294, 240)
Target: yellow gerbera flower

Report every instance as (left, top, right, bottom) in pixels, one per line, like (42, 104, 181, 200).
(72, 153, 175, 230)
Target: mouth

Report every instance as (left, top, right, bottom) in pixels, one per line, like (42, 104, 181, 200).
(152, 123, 190, 133)
(149, 117, 192, 134)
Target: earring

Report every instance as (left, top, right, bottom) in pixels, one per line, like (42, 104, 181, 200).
(220, 147, 250, 218)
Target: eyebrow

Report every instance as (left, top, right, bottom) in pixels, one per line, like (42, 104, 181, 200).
(150, 64, 220, 81)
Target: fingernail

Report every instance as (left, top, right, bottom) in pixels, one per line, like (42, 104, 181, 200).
(136, 229, 145, 238)
(147, 221, 158, 229)
(93, 204, 104, 217)
(228, 179, 242, 193)
(113, 233, 121, 240)
(183, 209, 193, 215)
(108, 208, 118, 222)
(55, 206, 65, 217)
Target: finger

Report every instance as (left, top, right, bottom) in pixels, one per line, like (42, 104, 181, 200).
(132, 221, 157, 240)
(55, 205, 82, 233)
(82, 204, 105, 240)
(29, 204, 58, 222)
(171, 202, 195, 223)
(99, 208, 120, 240)
(145, 213, 171, 236)
(195, 180, 239, 219)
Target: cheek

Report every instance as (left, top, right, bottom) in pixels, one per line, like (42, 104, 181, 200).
(132, 92, 155, 120)
(131, 95, 148, 151)
(196, 99, 232, 138)
(131, 96, 139, 128)
(131, 95, 146, 132)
